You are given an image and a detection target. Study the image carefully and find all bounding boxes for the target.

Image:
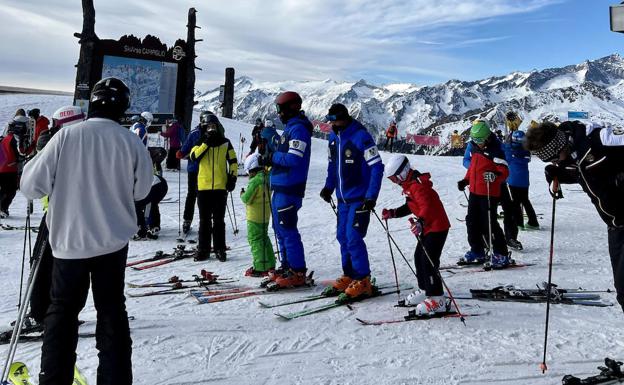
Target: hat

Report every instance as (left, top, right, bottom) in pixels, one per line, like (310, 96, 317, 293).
(525, 122, 567, 161)
(326, 103, 350, 122)
(470, 120, 491, 143)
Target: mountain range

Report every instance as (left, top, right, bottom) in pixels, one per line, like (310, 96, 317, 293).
(196, 54, 624, 154)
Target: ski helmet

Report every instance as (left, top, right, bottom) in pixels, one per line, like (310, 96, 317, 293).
(470, 120, 491, 144)
(52, 106, 84, 129)
(140, 111, 154, 127)
(244, 153, 262, 174)
(255, 118, 263, 125)
(275, 91, 302, 113)
(326, 103, 350, 122)
(8, 115, 29, 136)
(28, 108, 41, 120)
(385, 154, 411, 184)
(89, 77, 131, 119)
(130, 115, 140, 124)
(264, 119, 274, 128)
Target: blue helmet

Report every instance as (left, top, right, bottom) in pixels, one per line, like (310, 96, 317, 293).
(511, 130, 526, 148)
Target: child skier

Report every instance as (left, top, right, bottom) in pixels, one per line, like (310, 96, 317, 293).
(458, 120, 510, 268)
(241, 153, 275, 277)
(382, 154, 451, 315)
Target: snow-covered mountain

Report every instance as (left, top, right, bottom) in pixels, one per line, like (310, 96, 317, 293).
(197, 54, 624, 153)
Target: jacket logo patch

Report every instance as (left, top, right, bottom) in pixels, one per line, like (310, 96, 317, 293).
(291, 140, 301, 149)
(345, 149, 352, 157)
(368, 147, 378, 157)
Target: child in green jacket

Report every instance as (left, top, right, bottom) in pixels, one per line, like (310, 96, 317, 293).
(241, 153, 275, 276)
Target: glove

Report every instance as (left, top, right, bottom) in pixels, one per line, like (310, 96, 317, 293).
(258, 152, 272, 166)
(544, 164, 562, 184)
(457, 179, 469, 191)
(381, 208, 395, 221)
(320, 187, 332, 203)
(361, 199, 376, 211)
(483, 172, 496, 183)
(175, 150, 184, 160)
(408, 217, 423, 237)
(226, 175, 237, 192)
(240, 187, 245, 196)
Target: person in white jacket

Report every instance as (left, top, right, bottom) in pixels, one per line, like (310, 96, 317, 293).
(20, 77, 153, 385)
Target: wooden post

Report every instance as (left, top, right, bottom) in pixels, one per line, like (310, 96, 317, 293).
(222, 68, 235, 118)
(73, 0, 99, 113)
(183, 7, 199, 131)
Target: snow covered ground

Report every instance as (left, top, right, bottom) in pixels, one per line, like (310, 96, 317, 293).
(1, 94, 623, 385)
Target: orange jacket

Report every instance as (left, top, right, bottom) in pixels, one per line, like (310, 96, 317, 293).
(386, 123, 397, 138)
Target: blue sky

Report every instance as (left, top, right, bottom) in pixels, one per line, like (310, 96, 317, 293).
(0, 0, 621, 91)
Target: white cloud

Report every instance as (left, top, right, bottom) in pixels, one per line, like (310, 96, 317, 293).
(0, 0, 561, 91)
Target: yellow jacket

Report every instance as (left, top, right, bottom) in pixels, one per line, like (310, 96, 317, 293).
(190, 136, 238, 191)
(240, 171, 270, 224)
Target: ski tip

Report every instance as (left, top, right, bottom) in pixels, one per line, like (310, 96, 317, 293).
(258, 301, 272, 308)
(275, 313, 292, 321)
(355, 318, 370, 325)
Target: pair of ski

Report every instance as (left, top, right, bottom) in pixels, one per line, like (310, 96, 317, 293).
(562, 357, 624, 384)
(439, 258, 534, 273)
(127, 276, 238, 297)
(5, 362, 87, 385)
(126, 246, 196, 270)
(454, 284, 613, 307)
(0, 224, 38, 232)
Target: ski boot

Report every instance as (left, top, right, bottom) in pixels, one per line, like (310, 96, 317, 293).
(0, 209, 8, 219)
(413, 296, 449, 316)
(506, 239, 523, 251)
(322, 275, 352, 297)
(244, 267, 270, 277)
(182, 220, 191, 234)
(490, 253, 511, 269)
(132, 227, 149, 241)
(398, 289, 426, 307)
(215, 249, 227, 262)
(266, 269, 313, 291)
(193, 249, 210, 262)
(259, 267, 286, 288)
(343, 276, 374, 299)
(147, 226, 160, 240)
(458, 250, 485, 265)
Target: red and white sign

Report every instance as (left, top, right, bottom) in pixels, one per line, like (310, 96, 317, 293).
(312, 120, 332, 133)
(405, 134, 440, 146)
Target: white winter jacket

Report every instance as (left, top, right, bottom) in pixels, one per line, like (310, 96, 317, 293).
(20, 118, 153, 259)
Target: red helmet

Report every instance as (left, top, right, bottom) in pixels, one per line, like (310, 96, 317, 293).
(275, 91, 302, 111)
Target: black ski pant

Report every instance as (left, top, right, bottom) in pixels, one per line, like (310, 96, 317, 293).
(183, 171, 198, 223)
(608, 227, 624, 312)
(509, 185, 540, 227)
(466, 193, 508, 256)
(40, 246, 132, 385)
(166, 146, 180, 170)
(197, 190, 228, 254)
(500, 183, 519, 242)
(415, 230, 447, 296)
(383, 137, 395, 152)
(30, 215, 53, 324)
(0, 171, 18, 212)
(135, 180, 168, 231)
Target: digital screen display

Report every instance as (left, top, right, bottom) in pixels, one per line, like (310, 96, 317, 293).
(102, 55, 178, 114)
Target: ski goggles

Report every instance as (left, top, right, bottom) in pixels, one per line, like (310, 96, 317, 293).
(471, 137, 486, 145)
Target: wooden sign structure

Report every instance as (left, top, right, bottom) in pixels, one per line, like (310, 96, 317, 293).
(73, 0, 200, 131)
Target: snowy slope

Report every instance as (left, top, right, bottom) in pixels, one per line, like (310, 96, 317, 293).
(0, 95, 622, 385)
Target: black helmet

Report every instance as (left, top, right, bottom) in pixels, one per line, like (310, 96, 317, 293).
(28, 108, 40, 119)
(89, 77, 131, 119)
(8, 116, 29, 136)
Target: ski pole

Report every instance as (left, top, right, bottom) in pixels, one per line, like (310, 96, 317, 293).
(329, 198, 338, 217)
(485, 177, 493, 267)
(1, 231, 46, 383)
(178, 163, 182, 239)
(416, 232, 466, 326)
(540, 178, 560, 374)
(17, 202, 31, 309)
(372, 210, 418, 278)
(385, 219, 401, 301)
(225, 200, 236, 235)
(229, 192, 239, 235)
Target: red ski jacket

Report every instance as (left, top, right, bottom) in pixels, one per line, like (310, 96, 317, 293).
(463, 152, 508, 197)
(0, 134, 19, 173)
(398, 171, 450, 235)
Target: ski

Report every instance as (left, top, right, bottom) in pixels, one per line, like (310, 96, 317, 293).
(195, 285, 315, 304)
(0, 332, 96, 345)
(562, 357, 624, 385)
(0, 224, 38, 232)
(258, 283, 410, 309)
(7, 362, 34, 385)
(275, 288, 403, 320)
(356, 311, 489, 325)
(190, 286, 257, 298)
(127, 271, 224, 288)
(441, 263, 536, 273)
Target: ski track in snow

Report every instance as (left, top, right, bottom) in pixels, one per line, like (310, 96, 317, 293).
(0, 94, 622, 384)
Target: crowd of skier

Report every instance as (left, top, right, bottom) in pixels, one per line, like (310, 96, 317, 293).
(2, 75, 624, 384)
